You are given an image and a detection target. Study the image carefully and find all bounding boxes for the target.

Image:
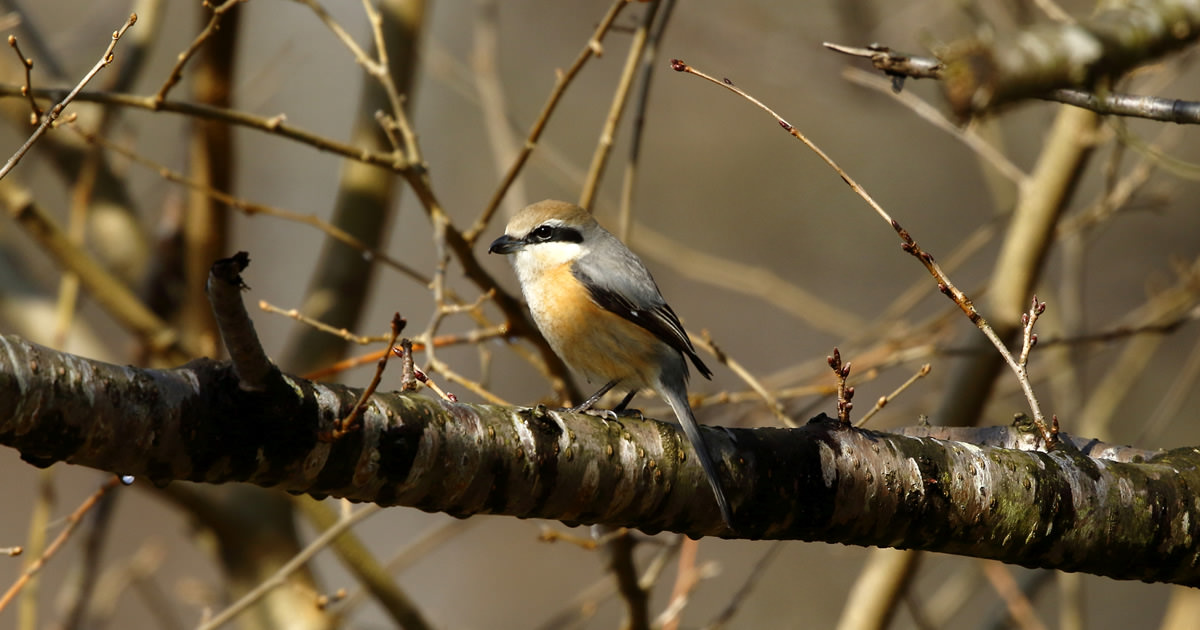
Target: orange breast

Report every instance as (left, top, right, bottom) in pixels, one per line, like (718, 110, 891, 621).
(524, 262, 664, 387)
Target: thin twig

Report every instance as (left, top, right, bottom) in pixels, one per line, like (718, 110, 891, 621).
(694, 331, 792, 427)
(634, 222, 866, 338)
(856, 364, 932, 427)
(196, 504, 381, 630)
(322, 314, 407, 441)
(361, 0, 419, 166)
(8, 35, 41, 120)
(292, 497, 432, 630)
(604, 528, 650, 630)
(331, 518, 475, 616)
(16, 469, 52, 630)
(827, 348, 855, 425)
(152, 0, 242, 104)
(0, 477, 123, 613)
(618, 0, 676, 240)
(305, 0, 569, 399)
(980, 561, 1049, 630)
(73, 127, 430, 285)
(671, 58, 1059, 447)
(579, 0, 662, 211)
(0, 84, 414, 171)
(0, 14, 137, 182)
(471, 0, 527, 219)
(298, 0, 419, 164)
(463, 0, 632, 244)
(0, 180, 194, 363)
(705, 541, 785, 629)
(295, 329, 509, 381)
(656, 543, 720, 628)
(660, 537, 698, 630)
(409, 362, 457, 403)
(840, 67, 1027, 186)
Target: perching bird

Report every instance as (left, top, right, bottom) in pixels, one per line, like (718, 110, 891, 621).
(488, 199, 733, 525)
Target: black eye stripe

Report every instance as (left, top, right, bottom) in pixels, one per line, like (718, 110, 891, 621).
(528, 225, 583, 244)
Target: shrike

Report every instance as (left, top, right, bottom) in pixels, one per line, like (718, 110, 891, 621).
(489, 199, 733, 525)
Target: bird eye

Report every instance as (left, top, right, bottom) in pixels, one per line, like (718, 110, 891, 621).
(531, 225, 555, 241)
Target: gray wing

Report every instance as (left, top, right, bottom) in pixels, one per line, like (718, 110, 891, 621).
(572, 232, 712, 380)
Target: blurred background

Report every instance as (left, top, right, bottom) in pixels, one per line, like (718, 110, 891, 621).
(1, 0, 1198, 628)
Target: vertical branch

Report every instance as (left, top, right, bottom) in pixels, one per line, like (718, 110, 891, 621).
(52, 151, 99, 348)
(578, 0, 662, 211)
(934, 106, 1098, 427)
(282, 0, 426, 374)
(16, 470, 54, 630)
(180, 2, 242, 358)
(472, 0, 527, 219)
(463, 0, 632, 244)
(617, 0, 676, 240)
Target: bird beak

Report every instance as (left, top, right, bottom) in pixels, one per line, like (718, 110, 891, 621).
(488, 234, 523, 255)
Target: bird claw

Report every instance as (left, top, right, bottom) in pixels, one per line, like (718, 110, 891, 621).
(585, 408, 620, 421)
(562, 407, 644, 422)
(612, 407, 644, 420)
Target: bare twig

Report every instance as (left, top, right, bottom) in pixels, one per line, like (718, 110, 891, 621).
(840, 67, 1027, 186)
(152, 0, 242, 104)
(618, 0, 676, 240)
(472, 0, 527, 218)
(671, 58, 1060, 447)
(283, 325, 508, 381)
(74, 126, 430, 284)
(633, 221, 865, 338)
(196, 504, 381, 630)
(410, 363, 457, 403)
(299, 0, 419, 166)
(331, 518, 475, 616)
(0, 181, 194, 363)
(856, 364, 932, 427)
(294, 0, 571, 400)
(292, 497, 431, 630)
(463, 0, 632, 244)
(1017, 297, 1046, 369)
(396, 339, 418, 392)
(259, 300, 401, 345)
(579, 0, 663, 211)
(827, 348, 855, 425)
(706, 541, 785, 629)
(322, 314, 407, 441)
(534, 536, 681, 630)
(16, 469, 52, 630)
(0, 84, 414, 171)
(656, 538, 720, 629)
(0, 477, 123, 613)
(0, 13, 137, 182)
(981, 561, 1049, 630)
(694, 331, 792, 427)
(8, 35, 41, 120)
(604, 529, 650, 630)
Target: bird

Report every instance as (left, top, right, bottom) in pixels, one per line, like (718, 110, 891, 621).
(488, 199, 734, 526)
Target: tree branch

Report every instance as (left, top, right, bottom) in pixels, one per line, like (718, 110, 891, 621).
(1, 334, 1198, 586)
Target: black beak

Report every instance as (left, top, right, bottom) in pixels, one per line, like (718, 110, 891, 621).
(488, 234, 523, 255)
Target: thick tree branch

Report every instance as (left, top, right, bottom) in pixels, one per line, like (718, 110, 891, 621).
(1, 334, 1199, 586)
(937, 0, 1200, 118)
(830, 33, 1200, 122)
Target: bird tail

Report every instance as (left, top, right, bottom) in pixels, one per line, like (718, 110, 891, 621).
(661, 381, 734, 526)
